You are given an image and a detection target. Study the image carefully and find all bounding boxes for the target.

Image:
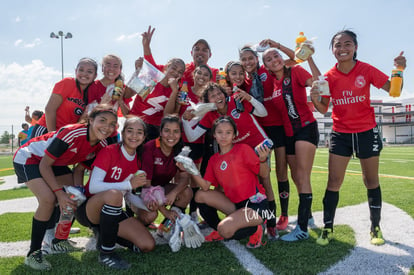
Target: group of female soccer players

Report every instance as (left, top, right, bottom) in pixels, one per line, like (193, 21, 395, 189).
(13, 25, 406, 271)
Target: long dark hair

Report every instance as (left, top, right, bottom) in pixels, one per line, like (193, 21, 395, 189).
(121, 116, 147, 161)
(159, 114, 183, 156)
(330, 29, 358, 60)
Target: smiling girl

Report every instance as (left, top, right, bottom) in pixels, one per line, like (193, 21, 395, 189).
(31, 58, 98, 138)
(181, 116, 271, 248)
(13, 104, 118, 271)
(77, 116, 154, 270)
(310, 30, 406, 246)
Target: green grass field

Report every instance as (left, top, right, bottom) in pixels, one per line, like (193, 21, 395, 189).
(0, 146, 413, 274)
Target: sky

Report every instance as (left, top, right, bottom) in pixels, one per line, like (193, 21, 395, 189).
(1, 0, 413, 130)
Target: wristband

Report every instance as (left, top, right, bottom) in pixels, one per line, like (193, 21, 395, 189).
(260, 158, 268, 163)
(53, 188, 63, 193)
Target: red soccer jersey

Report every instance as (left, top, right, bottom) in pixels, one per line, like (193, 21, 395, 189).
(37, 78, 86, 130)
(13, 124, 107, 167)
(141, 139, 177, 187)
(324, 61, 389, 133)
(84, 144, 140, 197)
(199, 96, 268, 148)
(204, 143, 264, 203)
(130, 82, 172, 126)
(270, 65, 316, 137)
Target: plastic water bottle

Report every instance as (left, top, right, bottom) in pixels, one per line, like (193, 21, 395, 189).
(389, 67, 403, 97)
(295, 32, 314, 63)
(233, 84, 244, 113)
(178, 81, 189, 105)
(217, 68, 227, 87)
(55, 186, 86, 240)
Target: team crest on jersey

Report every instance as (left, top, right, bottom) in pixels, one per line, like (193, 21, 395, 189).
(355, 75, 366, 88)
(230, 109, 241, 119)
(283, 77, 291, 86)
(220, 161, 228, 171)
(74, 107, 83, 116)
(85, 152, 96, 160)
(154, 157, 163, 165)
(260, 72, 267, 82)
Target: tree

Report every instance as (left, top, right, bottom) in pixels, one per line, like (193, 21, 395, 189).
(0, 131, 13, 144)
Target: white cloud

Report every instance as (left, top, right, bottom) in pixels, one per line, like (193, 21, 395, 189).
(23, 38, 41, 48)
(116, 32, 140, 41)
(14, 40, 23, 47)
(14, 38, 42, 48)
(0, 60, 60, 126)
(15, 16, 21, 23)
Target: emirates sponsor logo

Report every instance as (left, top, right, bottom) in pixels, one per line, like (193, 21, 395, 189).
(332, 90, 366, 106)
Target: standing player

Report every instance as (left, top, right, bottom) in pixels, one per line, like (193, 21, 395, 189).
(262, 47, 321, 242)
(30, 58, 98, 138)
(310, 30, 406, 246)
(77, 116, 155, 270)
(13, 104, 118, 271)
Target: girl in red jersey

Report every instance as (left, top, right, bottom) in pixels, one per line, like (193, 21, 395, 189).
(76, 116, 154, 270)
(31, 58, 98, 138)
(134, 115, 193, 231)
(310, 30, 406, 246)
(179, 116, 271, 248)
(164, 65, 214, 222)
(129, 26, 188, 140)
(13, 104, 118, 271)
(239, 45, 298, 236)
(87, 54, 134, 117)
(262, 46, 321, 242)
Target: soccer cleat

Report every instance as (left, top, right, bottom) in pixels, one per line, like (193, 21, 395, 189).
(370, 227, 385, 245)
(266, 226, 279, 241)
(316, 228, 333, 246)
(205, 230, 224, 242)
(276, 215, 289, 231)
(280, 225, 309, 242)
(99, 252, 131, 270)
(51, 239, 83, 253)
(246, 224, 265, 248)
(24, 250, 52, 271)
(70, 227, 81, 234)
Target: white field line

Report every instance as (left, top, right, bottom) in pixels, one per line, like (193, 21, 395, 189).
(223, 240, 273, 275)
(312, 166, 414, 180)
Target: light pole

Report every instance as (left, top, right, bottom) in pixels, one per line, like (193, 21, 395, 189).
(50, 31, 72, 79)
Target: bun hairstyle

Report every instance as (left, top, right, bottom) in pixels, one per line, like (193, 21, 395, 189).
(330, 29, 358, 60)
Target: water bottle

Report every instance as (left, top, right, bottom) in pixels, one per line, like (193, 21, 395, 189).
(389, 67, 403, 97)
(55, 186, 86, 240)
(178, 81, 189, 105)
(217, 68, 227, 87)
(295, 32, 314, 63)
(233, 84, 244, 113)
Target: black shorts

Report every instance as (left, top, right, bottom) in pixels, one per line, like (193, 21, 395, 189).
(263, 125, 286, 148)
(286, 121, 319, 155)
(329, 126, 383, 159)
(235, 198, 269, 220)
(74, 200, 129, 228)
(184, 142, 204, 163)
(13, 163, 72, 183)
(30, 124, 47, 139)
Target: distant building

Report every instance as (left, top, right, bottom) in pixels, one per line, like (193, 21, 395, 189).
(312, 97, 414, 145)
